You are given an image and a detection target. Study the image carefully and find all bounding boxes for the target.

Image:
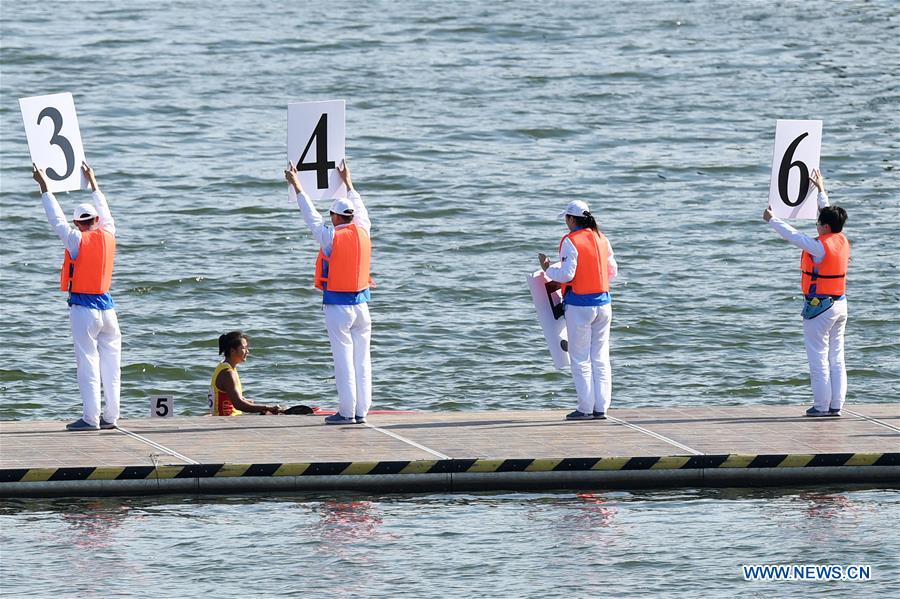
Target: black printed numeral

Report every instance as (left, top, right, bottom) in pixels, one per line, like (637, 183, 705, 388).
(295, 114, 335, 189)
(37, 106, 76, 181)
(777, 132, 812, 207)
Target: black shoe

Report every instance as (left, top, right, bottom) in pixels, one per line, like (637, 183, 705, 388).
(99, 418, 118, 429)
(66, 418, 100, 431)
(827, 408, 842, 417)
(592, 412, 607, 420)
(324, 413, 355, 425)
(565, 410, 593, 421)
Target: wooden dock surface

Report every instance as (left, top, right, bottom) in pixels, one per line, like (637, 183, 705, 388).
(1, 404, 897, 497)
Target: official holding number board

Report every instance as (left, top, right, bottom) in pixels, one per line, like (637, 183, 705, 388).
(285, 160, 374, 425)
(32, 163, 122, 431)
(539, 200, 618, 421)
(763, 169, 850, 417)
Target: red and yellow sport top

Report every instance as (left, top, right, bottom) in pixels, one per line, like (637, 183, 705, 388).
(208, 362, 244, 416)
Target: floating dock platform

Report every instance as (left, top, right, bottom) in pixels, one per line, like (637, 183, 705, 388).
(1, 404, 897, 497)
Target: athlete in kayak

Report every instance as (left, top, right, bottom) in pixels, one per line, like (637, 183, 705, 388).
(209, 331, 283, 416)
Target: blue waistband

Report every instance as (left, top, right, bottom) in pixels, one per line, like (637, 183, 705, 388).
(68, 292, 115, 310)
(323, 288, 370, 305)
(564, 290, 611, 307)
(806, 294, 845, 301)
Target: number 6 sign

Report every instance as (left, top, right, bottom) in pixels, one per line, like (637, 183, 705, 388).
(19, 92, 88, 193)
(287, 100, 346, 201)
(768, 119, 822, 220)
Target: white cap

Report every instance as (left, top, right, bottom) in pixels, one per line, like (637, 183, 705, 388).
(73, 203, 98, 221)
(329, 197, 355, 217)
(558, 200, 591, 219)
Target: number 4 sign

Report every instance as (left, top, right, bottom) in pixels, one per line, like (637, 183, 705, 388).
(768, 119, 823, 220)
(19, 92, 88, 193)
(287, 100, 346, 201)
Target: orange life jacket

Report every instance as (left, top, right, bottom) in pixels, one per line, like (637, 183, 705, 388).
(801, 232, 849, 296)
(60, 228, 115, 294)
(560, 228, 609, 297)
(315, 224, 371, 292)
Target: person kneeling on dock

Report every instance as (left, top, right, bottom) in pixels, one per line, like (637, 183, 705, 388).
(539, 200, 618, 421)
(34, 163, 122, 432)
(209, 331, 283, 416)
(762, 169, 849, 418)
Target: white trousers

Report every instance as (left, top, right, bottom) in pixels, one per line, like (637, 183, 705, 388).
(69, 304, 122, 426)
(323, 303, 372, 418)
(565, 304, 612, 414)
(802, 299, 848, 411)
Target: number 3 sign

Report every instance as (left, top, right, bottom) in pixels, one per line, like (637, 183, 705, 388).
(768, 119, 822, 220)
(287, 100, 346, 201)
(19, 92, 88, 193)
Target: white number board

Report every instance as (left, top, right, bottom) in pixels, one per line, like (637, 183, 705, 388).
(287, 100, 346, 201)
(19, 93, 88, 193)
(150, 395, 174, 418)
(768, 119, 822, 220)
(527, 270, 570, 370)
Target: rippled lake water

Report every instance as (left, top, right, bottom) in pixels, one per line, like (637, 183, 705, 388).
(1, 1, 898, 595)
(1, 488, 898, 597)
(1, 0, 897, 419)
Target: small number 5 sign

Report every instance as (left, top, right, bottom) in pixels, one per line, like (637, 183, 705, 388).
(768, 119, 822, 220)
(150, 395, 174, 418)
(19, 92, 88, 193)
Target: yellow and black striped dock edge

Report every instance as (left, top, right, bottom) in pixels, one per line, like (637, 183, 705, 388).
(2, 452, 898, 484)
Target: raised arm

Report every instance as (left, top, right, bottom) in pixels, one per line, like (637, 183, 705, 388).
(762, 168, 828, 260)
(762, 206, 825, 259)
(34, 164, 82, 256)
(338, 159, 370, 233)
(285, 162, 334, 251)
(811, 168, 830, 211)
(83, 163, 115, 235)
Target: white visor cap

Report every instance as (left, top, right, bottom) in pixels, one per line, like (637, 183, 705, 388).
(329, 197, 355, 217)
(558, 200, 591, 219)
(73, 203, 98, 221)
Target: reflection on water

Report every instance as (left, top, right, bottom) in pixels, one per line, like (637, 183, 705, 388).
(548, 493, 621, 572)
(1, 488, 898, 597)
(797, 492, 859, 521)
(314, 499, 387, 544)
(574, 492, 616, 529)
(61, 502, 132, 550)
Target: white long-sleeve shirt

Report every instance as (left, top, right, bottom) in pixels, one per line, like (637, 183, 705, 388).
(545, 232, 618, 284)
(768, 191, 830, 263)
(292, 187, 370, 256)
(42, 190, 115, 259)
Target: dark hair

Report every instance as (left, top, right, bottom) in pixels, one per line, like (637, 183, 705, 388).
(570, 211, 598, 232)
(218, 331, 248, 357)
(818, 205, 847, 233)
(331, 212, 354, 224)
